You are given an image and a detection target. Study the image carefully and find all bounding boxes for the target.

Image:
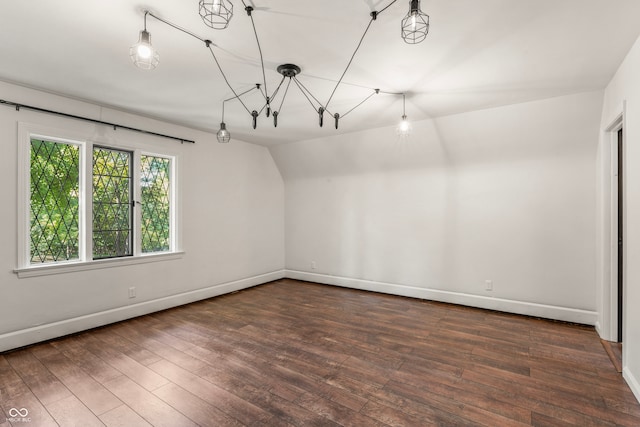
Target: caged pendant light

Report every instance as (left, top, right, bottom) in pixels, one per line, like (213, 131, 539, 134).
(217, 122, 231, 143)
(130, 11, 159, 70)
(401, 0, 429, 44)
(199, 0, 233, 29)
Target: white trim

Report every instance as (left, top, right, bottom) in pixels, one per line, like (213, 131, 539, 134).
(16, 122, 31, 268)
(624, 367, 640, 404)
(18, 124, 88, 268)
(17, 121, 182, 273)
(610, 126, 620, 340)
(0, 269, 600, 354)
(133, 148, 142, 257)
(0, 270, 285, 352)
(599, 107, 625, 342)
(285, 270, 598, 325)
(14, 251, 185, 278)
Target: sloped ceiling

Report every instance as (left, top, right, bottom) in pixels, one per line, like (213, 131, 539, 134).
(1, 0, 639, 146)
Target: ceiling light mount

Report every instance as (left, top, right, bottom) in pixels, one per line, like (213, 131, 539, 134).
(277, 64, 302, 78)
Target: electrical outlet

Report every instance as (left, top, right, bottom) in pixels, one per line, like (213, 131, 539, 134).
(485, 280, 493, 291)
(128, 287, 136, 298)
(311, 261, 317, 270)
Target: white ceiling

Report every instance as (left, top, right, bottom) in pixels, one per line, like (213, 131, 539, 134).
(1, 0, 639, 146)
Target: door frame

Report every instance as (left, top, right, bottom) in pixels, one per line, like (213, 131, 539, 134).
(604, 111, 625, 343)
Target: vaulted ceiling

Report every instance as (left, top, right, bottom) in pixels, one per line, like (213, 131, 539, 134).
(1, 1, 639, 146)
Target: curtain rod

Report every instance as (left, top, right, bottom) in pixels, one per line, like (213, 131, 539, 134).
(0, 99, 195, 144)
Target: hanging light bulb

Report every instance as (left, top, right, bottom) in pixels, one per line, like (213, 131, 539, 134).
(217, 122, 231, 143)
(199, 0, 233, 30)
(212, 0, 221, 14)
(397, 114, 411, 136)
(130, 12, 159, 70)
(401, 0, 429, 44)
(396, 94, 411, 136)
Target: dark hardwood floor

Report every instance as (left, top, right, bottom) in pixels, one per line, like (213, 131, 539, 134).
(1, 279, 639, 426)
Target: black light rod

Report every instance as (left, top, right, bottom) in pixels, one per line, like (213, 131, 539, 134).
(240, 1, 269, 102)
(206, 45, 253, 116)
(0, 99, 195, 144)
(147, 11, 207, 44)
(341, 89, 379, 119)
(292, 77, 323, 114)
(323, 17, 375, 111)
(277, 78, 293, 113)
(223, 85, 260, 103)
(321, 0, 399, 112)
(221, 85, 260, 121)
(144, 11, 253, 118)
(377, 0, 399, 16)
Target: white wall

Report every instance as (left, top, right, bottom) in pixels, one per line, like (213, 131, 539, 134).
(271, 91, 602, 324)
(599, 34, 640, 402)
(0, 81, 285, 351)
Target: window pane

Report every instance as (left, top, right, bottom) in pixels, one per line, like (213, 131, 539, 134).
(30, 139, 80, 263)
(141, 155, 171, 253)
(93, 147, 132, 259)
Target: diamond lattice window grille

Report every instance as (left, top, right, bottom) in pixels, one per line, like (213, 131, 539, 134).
(92, 147, 133, 259)
(30, 139, 80, 263)
(141, 155, 171, 253)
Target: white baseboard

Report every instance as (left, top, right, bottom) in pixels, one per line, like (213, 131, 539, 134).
(624, 367, 640, 404)
(595, 321, 603, 337)
(0, 269, 600, 354)
(285, 270, 598, 325)
(0, 270, 285, 353)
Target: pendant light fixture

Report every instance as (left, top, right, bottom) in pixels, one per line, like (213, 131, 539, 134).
(130, 11, 159, 70)
(401, 0, 429, 44)
(217, 122, 231, 143)
(129, 2, 426, 141)
(397, 93, 411, 136)
(216, 84, 262, 143)
(199, 0, 233, 29)
(217, 89, 232, 143)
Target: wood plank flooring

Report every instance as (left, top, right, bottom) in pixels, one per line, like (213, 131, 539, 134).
(1, 278, 639, 426)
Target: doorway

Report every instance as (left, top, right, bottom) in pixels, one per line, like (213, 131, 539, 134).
(617, 127, 623, 343)
(601, 114, 624, 372)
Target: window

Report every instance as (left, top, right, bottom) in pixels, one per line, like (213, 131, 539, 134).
(140, 155, 172, 253)
(30, 138, 81, 263)
(18, 124, 178, 273)
(92, 147, 133, 259)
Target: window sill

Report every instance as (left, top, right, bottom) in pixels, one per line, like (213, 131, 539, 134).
(14, 251, 185, 278)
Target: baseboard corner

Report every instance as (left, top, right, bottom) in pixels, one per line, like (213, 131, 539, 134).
(623, 367, 640, 405)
